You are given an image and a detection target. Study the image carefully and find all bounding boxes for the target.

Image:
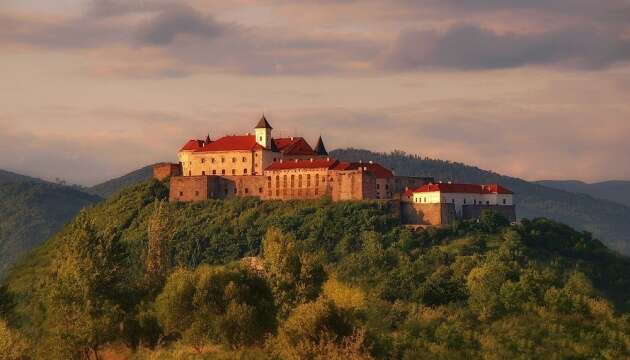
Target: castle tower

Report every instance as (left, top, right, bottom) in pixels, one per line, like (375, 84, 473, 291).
(314, 136, 328, 156)
(255, 114, 273, 149)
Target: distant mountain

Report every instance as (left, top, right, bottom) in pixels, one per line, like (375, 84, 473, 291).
(0, 169, 45, 184)
(86, 165, 154, 198)
(0, 170, 102, 275)
(536, 180, 630, 208)
(331, 149, 630, 255)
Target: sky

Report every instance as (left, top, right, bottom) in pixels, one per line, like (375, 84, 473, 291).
(1, 0, 629, 186)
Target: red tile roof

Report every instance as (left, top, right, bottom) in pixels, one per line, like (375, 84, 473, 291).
(180, 139, 205, 151)
(347, 162, 393, 178)
(194, 135, 263, 152)
(273, 137, 316, 156)
(412, 183, 514, 195)
(265, 158, 339, 171)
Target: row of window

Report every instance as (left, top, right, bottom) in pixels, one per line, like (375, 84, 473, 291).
(197, 169, 250, 176)
(415, 198, 508, 205)
(200, 156, 249, 164)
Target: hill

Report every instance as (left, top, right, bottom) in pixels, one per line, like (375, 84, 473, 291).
(0, 171, 102, 275)
(85, 165, 154, 198)
(1, 179, 628, 359)
(536, 180, 630, 207)
(331, 149, 630, 255)
(0, 169, 45, 184)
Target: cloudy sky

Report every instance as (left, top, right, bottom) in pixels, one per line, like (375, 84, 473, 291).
(1, 0, 629, 185)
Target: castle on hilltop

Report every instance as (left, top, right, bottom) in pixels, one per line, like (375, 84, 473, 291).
(154, 115, 516, 226)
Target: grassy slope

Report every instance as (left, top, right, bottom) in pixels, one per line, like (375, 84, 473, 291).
(331, 149, 630, 255)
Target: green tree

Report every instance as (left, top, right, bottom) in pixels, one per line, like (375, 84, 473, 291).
(154, 264, 276, 349)
(0, 319, 29, 360)
(41, 212, 127, 359)
(145, 200, 172, 289)
(262, 228, 325, 315)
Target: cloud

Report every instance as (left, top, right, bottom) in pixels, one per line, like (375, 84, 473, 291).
(135, 6, 225, 45)
(384, 24, 630, 71)
(1, 0, 630, 76)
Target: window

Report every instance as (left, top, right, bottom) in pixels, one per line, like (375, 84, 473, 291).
(291, 175, 295, 187)
(503, 199, 507, 204)
(385, 184, 389, 190)
(232, 157, 236, 163)
(195, 191, 199, 196)
(464, 199, 467, 204)
(298, 174, 303, 187)
(486, 201, 490, 205)
(307, 174, 311, 187)
(452, 199, 455, 203)
(202, 171, 206, 176)
(232, 169, 236, 175)
(201, 158, 205, 164)
(259, 187, 263, 193)
(234, 188, 237, 194)
(242, 157, 247, 162)
(259, 136, 263, 141)
(179, 191, 184, 196)
(243, 168, 248, 174)
(211, 158, 215, 163)
(212, 170, 216, 175)
(376, 184, 380, 190)
(221, 169, 226, 175)
(276, 189, 280, 196)
(245, 188, 249, 194)
(276, 175, 280, 188)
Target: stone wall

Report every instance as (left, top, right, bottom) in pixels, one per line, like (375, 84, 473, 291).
(170, 176, 210, 202)
(462, 205, 516, 222)
(401, 203, 456, 225)
(392, 176, 434, 194)
(331, 170, 376, 201)
(153, 163, 182, 181)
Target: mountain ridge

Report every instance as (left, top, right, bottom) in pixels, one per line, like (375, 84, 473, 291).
(536, 179, 630, 207)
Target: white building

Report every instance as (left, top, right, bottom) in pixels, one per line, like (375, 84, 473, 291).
(411, 183, 514, 217)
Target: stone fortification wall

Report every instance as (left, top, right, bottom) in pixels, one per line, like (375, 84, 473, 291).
(153, 163, 182, 181)
(401, 203, 456, 225)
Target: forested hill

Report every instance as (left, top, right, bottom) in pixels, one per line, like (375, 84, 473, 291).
(0, 171, 102, 275)
(1, 179, 628, 358)
(86, 165, 154, 198)
(0, 170, 45, 184)
(331, 149, 630, 255)
(536, 180, 630, 208)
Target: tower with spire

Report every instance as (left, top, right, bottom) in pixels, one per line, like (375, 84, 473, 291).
(314, 136, 328, 156)
(255, 114, 273, 149)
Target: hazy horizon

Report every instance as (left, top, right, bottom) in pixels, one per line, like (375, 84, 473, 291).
(2, 0, 629, 185)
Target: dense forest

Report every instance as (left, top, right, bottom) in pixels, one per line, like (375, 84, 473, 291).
(0, 179, 101, 275)
(332, 149, 630, 255)
(1, 179, 628, 359)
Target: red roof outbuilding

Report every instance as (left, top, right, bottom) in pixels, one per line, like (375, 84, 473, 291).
(412, 183, 514, 195)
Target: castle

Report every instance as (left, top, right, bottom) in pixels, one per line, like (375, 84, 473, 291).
(154, 116, 516, 225)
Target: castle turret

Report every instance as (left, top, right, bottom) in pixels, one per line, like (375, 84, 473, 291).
(255, 114, 273, 149)
(313, 136, 328, 156)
